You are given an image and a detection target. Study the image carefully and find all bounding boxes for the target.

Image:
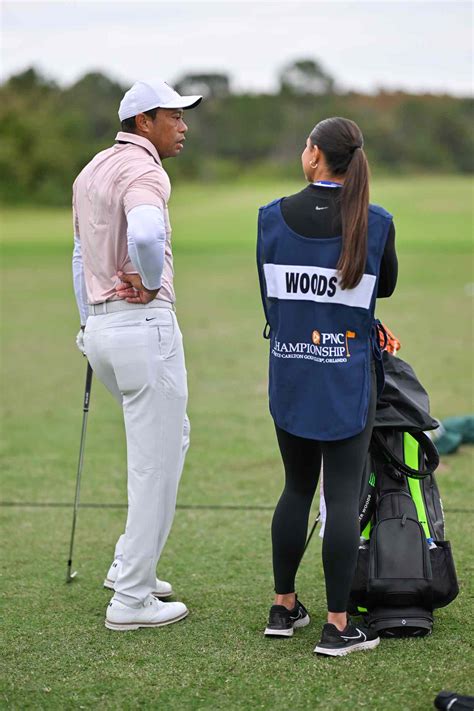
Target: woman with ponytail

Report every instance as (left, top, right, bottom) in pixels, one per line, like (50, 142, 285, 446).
(257, 117, 397, 656)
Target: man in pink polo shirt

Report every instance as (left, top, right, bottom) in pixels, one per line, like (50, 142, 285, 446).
(72, 79, 202, 631)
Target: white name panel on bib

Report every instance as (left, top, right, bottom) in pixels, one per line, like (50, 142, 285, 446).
(263, 263, 376, 309)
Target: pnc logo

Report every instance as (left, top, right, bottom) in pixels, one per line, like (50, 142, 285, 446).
(310, 329, 357, 354)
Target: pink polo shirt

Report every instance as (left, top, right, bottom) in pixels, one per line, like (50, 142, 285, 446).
(73, 132, 175, 304)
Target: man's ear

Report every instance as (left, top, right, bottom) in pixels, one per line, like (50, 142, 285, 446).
(135, 113, 150, 134)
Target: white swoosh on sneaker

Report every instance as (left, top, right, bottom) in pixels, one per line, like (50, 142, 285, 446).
(315, 206, 328, 210)
(341, 630, 366, 642)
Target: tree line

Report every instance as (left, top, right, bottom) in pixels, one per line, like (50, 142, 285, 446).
(0, 62, 472, 206)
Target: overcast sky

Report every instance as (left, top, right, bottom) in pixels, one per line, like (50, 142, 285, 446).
(1, 0, 473, 96)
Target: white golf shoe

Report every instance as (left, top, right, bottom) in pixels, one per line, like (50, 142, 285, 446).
(103, 559, 173, 599)
(105, 595, 188, 631)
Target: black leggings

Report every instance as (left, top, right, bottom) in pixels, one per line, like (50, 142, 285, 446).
(271, 371, 377, 612)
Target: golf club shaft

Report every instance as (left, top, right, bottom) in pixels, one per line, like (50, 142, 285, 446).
(66, 361, 93, 582)
(302, 512, 320, 557)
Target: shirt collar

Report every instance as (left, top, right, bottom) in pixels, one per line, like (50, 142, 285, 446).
(115, 132, 162, 165)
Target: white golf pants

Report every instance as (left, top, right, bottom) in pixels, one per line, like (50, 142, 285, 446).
(84, 303, 189, 606)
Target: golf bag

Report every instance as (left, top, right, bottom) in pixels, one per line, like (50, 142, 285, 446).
(350, 352, 459, 637)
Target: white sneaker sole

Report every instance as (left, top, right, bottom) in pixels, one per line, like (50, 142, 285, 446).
(264, 613, 310, 637)
(103, 578, 173, 599)
(314, 636, 380, 656)
(105, 608, 189, 632)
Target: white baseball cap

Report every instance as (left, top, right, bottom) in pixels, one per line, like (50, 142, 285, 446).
(118, 79, 202, 121)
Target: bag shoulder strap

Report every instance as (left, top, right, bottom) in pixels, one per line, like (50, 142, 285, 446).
(372, 430, 439, 479)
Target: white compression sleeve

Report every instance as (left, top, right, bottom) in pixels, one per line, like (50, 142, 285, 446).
(126, 204, 166, 290)
(72, 233, 89, 326)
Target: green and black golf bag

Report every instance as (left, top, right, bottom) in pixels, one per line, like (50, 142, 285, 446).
(350, 352, 459, 637)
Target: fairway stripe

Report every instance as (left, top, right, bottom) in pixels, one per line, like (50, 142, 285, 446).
(0, 501, 470, 514)
(0, 501, 274, 511)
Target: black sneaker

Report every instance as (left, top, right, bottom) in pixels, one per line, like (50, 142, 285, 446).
(264, 598, 310, 637)
(434, 690, 474, 710)
(314, 620, 380, 656)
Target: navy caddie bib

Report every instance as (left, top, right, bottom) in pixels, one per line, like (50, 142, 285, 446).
(257, 198, 392, 441)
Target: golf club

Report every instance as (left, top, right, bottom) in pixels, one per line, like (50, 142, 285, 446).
(66, 360, 93, 583)
(302, 511, 321, 557)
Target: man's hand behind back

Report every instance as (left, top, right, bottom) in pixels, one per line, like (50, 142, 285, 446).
(115, 271, 159, 304)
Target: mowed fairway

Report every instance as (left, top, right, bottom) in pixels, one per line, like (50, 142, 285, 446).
(1, 176, 473, 710)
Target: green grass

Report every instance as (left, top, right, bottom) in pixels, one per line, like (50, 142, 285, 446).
(1, 176, 473, 709)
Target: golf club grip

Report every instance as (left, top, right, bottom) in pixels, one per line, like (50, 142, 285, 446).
(83, 362, 93, 411)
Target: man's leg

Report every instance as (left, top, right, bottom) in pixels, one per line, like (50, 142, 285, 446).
(110, 310, 188, 606)
(85, 308, 188, 608)
(113, 412, 190, 564)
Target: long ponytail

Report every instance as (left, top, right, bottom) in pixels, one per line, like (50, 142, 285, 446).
(309, 118, 370, 289)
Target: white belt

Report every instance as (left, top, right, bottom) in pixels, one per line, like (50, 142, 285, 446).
(88, 299, 174, 316)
